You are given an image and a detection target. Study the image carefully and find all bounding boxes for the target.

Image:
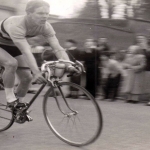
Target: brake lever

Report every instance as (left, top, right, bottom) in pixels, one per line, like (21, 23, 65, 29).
(75, 60, 86, 73)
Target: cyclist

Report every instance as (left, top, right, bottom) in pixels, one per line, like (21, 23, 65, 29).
(0, 0, 80, 110)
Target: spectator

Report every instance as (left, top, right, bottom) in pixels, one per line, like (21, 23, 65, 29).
(41, 43, 57, 61)
(115, 50, 128, 98)
(65, 39, 80, 61)
(101, 52, 126, 101)
(65, 39, 81, 98)
(141, 36, 150, 106)
(135, 34, 148, 52)
(82, 38, 101, 98)
(133, 34, 150, 105)
(123, 45, 146, 103)
(97, 37, 110, 53)
(109, 47, 118, 60)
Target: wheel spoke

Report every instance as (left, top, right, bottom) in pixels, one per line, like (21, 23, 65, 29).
(0, 116, 12, 121)
(0, 103, 6, 107)
(0, 108, 12, 112)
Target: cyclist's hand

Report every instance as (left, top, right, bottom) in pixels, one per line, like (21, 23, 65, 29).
(67, 66, 81, 76)
(33, 73, 47, 84)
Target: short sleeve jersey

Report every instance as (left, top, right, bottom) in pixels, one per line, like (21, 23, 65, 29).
(0, 15, 56, 46)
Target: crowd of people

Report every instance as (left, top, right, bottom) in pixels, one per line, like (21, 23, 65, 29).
(88, 34, 150, 105)
(39, 34, 150, 106)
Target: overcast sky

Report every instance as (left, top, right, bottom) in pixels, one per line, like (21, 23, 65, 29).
(27, 0, 140, 18)
(44, 0, 88, 18)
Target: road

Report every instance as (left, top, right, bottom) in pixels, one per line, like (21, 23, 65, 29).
(0, 88, 150, 150)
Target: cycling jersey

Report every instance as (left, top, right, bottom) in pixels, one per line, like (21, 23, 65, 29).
(0, 15, 56, 46)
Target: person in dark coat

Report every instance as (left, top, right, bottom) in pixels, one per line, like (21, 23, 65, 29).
(65, 39, 81, 98)
(65, 39, 80, 61)
(82, 39, 101, 98)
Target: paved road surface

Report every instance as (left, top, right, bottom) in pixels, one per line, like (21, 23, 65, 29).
(0, 87, 150, 150)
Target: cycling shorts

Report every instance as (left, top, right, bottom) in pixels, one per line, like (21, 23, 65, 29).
(0, 44, 22, 57)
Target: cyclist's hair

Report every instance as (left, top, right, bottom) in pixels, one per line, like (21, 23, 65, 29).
(26, 0, 50, 14)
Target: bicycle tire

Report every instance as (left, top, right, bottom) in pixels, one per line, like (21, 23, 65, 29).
(43, 81, 103, 147)
(0, 78, 14, 132)
(0, 102, 14, 132)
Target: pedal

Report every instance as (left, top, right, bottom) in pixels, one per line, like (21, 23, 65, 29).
(26, 115, 33, 122)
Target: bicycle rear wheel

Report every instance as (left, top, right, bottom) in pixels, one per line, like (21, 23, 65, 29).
(43, 81, 103, 146)
(0, 91, 14, 132)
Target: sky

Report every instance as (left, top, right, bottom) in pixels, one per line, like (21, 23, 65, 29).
(44, 0, 88, 18)
(27, 0, 140, 18)
(43, 0, 140, 18)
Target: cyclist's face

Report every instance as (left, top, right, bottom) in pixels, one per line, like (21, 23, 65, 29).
(30, 6, 50, 25)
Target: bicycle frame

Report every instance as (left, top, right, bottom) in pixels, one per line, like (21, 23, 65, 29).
(26, 83, 47, 110)
(25, 80, 78, 117)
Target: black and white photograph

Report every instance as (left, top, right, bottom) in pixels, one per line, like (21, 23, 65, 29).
(0, 0, 150, 150)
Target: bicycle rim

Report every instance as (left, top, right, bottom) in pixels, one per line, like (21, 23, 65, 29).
(43, 81, 103, 146)
(0, 92, 14, 132)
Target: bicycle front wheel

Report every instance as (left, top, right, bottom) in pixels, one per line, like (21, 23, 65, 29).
(43, 81, 103, 146)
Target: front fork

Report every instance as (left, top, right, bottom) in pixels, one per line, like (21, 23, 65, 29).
(47, 81, 78, 117)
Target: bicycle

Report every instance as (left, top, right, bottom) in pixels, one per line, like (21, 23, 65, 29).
(0, 67, 4, 90)
(0, 59, 103, 147)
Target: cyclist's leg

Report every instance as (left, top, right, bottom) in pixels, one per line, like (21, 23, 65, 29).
(0, 47, 18, 102)
(14, 55, 33, 121)
(15, 55, 33, 101)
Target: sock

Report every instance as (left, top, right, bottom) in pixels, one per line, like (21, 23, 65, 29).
(17, 97, 25, 103)
(5, 88, 17, 103)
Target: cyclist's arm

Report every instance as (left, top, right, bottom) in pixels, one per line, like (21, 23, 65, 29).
(43, 22, 70, 61)
(45, 32, 81, 75)
(13, 40, 40, 74)
(46, 35, 70, 60)
(47, 36, 79, 73)
(7, 26, 40, 75)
